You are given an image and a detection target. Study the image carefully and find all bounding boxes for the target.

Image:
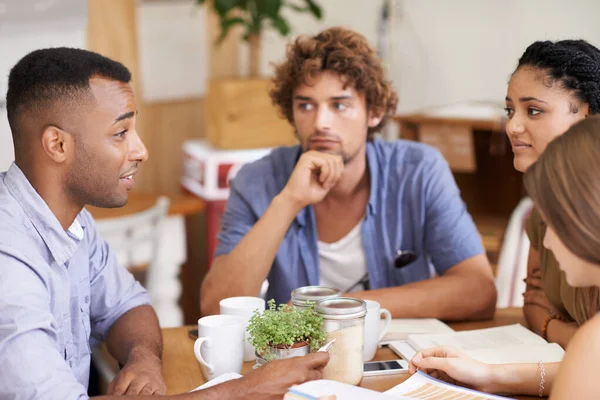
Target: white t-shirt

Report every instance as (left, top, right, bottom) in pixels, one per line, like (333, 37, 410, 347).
(318, 219, 367, 293)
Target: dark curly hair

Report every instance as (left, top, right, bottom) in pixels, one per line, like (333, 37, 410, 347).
(516, 40, 600, 114)
(269, 27, 398, 140)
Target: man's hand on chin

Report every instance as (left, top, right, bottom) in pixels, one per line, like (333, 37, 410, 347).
(108, 351, 166, 395)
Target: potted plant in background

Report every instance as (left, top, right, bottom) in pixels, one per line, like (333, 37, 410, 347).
(248, 299, 327, 363)
(194, 0, 324, 150)
(196, 0, 323, 77)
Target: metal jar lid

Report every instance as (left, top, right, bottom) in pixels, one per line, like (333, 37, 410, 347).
(291, 286, 342, 306)
(315, 297, 367, 320)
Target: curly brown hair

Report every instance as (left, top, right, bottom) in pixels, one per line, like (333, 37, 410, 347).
(269, 27, 398, 140)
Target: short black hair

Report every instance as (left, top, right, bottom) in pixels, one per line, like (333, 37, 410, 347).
(6, 47, 131, 148)
(516, 40, 600, 114)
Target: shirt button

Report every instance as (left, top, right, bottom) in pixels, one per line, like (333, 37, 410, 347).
(85, 296, 89, 304)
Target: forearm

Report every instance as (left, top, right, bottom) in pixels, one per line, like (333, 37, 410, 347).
(546, 319, 578, 349)
(105, 305, 162, 366)
(350, 267, 496, 320)
(523, 304, 577, 348)
(96, 376, 248, 400)
(523, 303, 550, 336)
(488, 362, 559, 396)
(201, 194, 301, 315)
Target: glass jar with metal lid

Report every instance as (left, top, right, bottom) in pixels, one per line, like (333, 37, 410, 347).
(316, 297, 367, 385)
(290, 286, 342, 310)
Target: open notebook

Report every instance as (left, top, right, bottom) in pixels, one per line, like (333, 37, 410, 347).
(380, 318, 455, 343)
(403, 323, 564, 364)
(284, 371, 513, 400)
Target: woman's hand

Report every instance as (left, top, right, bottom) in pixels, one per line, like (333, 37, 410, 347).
(409, 347, 496, 393)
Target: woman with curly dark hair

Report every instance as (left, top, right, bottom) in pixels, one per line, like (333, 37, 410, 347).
(201, 27, 496, 322)
(504, 39, 600, 349)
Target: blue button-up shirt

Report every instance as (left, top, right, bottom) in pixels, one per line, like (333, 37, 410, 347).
(0, 163, 151, 399)
(215, 139, 484, 305)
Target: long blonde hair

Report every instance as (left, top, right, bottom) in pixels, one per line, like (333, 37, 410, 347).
(524, 116, 600, 324)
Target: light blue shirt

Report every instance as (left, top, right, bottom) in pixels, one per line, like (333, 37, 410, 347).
(215, 139, 485, 305)
(0, 163, 151, 399)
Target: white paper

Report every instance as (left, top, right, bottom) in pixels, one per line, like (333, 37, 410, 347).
(464, 343, 564, 364)
(381, 318, 454, 342)
(285, 379, 400, 400)
(189, 372, 242, 392)
(407, 324, 564, 364)
(137, 0, 208, 102)
(385, 371, 513, 400)
(408, 324, 546, 350)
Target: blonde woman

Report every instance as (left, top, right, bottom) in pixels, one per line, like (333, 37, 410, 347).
(505, 39, 600, 347)
(409, 116, 600, 398)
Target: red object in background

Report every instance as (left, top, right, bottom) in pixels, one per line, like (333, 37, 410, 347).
(217, 163, 234, 189)
(206, 200, 227, 267)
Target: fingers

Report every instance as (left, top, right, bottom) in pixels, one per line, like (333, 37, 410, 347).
(107, 377, 116, 394)
(126, 378, 161, 396)
(413, 346, 458, 360)
(302, 152, 343, 189)
(301, 351, 331, 369)
(318, 158, 343, 189)
(109, 375, 131, 395)
(409, 352, 422, 374)
(523, 291, 551, 310)
(304, 368, 323, 382)
(524, 276, 543, 289)
(411, 355, 451, 374)
(410, 347, 457, 374)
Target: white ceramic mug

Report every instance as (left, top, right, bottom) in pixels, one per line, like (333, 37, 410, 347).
(363, 299, 392, 361)
(194, 315, 246, 380)
(219, 296, 266, 361)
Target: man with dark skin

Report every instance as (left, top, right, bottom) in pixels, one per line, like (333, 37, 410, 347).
(0, 47, 328, 400)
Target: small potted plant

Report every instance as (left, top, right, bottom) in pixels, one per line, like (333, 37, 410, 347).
(248, 299, 327, 362)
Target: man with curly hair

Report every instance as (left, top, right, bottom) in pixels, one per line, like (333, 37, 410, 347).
(201, 27, 496, 321)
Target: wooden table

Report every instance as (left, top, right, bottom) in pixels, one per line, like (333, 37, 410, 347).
(161, 308, 537, 399)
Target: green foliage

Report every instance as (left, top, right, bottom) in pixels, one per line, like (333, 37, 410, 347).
(195, 0, 323, 44)
(247, 299, 327, 361)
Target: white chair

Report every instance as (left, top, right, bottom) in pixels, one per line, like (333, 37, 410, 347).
(495, 197, 534, 308)
(94, 196, 170, 277)
(91, 196, 170, 387)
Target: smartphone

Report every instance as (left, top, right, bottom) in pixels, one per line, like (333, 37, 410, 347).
(363, 359, 409, 377)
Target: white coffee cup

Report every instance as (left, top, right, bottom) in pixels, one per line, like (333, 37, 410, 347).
(363, 299, 392, 361)
(219, 296, 266, 361)
(194, 315, 246, 380)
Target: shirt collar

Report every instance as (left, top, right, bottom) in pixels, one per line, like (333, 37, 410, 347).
(294, 140, 378, 228)
(4, 162, 86, 265)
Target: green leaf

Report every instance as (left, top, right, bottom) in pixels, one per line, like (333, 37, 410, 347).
(217, 16, 248, 43)
(247, 298, 325, 360)
(263, 0, 282, 19)
(303, 0, 322, 19)
(214, 0, 241, 17)
(270, 15, 290, 36)
(286, 4, 307, 12)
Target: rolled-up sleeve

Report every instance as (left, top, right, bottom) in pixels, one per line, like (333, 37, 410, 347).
(422, 151, 485, 274)
(82, 211, 151, 342)
(0, 252, 89, 400)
